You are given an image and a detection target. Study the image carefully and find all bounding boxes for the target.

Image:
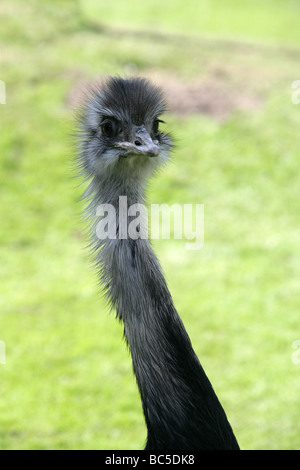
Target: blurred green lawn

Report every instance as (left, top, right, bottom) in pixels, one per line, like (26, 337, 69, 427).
(1, 0, 300, 449)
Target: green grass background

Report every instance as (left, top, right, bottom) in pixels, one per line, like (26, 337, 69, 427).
(1, 0, 300, 450)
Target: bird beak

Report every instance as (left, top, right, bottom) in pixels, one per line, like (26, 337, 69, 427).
(115, 125, 160, 157)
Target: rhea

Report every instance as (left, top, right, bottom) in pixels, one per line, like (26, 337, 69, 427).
(76, 77, 239, 450)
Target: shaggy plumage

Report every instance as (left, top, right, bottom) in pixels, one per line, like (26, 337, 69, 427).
(76, 76, 239, 450)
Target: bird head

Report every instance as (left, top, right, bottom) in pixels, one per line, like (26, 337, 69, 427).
(77, 77, 173, 179)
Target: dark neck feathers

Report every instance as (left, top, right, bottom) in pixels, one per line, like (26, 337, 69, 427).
(86, 174, 239, 450)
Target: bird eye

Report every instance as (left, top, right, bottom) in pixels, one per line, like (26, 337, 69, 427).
(100, 119, 117, 139)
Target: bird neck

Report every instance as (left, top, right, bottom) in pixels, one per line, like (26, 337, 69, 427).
(89, 172, 161, 316)
(88, 174, 239, 450)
